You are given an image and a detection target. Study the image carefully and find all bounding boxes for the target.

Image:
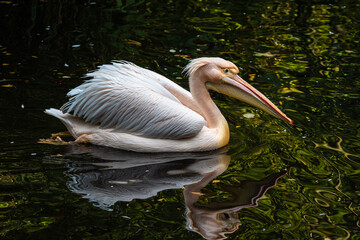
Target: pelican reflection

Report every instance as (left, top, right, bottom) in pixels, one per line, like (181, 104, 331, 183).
(63, 145, 286, 239)
(184, 170, 287, 239)
(64, 145, 230, 208)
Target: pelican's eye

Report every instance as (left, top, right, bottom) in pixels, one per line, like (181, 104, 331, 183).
(223, 68, 234, 77)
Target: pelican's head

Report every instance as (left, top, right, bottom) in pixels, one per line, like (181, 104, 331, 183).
(184, 57, 293, 124)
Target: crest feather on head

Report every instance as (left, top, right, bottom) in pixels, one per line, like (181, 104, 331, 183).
(183, 57, 223, 77)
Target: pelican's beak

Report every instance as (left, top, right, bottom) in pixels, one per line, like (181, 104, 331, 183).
(206, 75, 293, 124)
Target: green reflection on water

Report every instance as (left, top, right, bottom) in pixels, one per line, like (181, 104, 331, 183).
(0, 0, 360, 239)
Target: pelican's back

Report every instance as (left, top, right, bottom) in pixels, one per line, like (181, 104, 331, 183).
(60, 62, 205, 139)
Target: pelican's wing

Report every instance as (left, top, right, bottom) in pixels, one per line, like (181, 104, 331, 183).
(61, 62, 205, 139)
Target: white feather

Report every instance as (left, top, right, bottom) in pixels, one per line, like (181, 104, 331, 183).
(183, 57, 223, 77)
(44, 108, 225, 152)
(61, 62, 205, 139)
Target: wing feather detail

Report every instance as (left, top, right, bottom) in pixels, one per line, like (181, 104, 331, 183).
(61, 62, 205, 139)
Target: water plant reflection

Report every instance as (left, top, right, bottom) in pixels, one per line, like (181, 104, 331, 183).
(64, 145, 286, 239)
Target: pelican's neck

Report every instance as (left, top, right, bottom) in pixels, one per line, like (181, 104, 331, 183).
(189, 73, 228, 131)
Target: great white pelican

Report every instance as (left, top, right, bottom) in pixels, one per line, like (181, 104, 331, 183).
(46, 57, 292, 152)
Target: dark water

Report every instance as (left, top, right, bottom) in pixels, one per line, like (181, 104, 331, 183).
(1, 0, 360, 239)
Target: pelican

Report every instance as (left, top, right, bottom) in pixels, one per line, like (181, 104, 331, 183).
(46, 57, 292, 152)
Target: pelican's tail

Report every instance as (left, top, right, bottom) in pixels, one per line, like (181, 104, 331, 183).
(45, 108, 85, 138)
